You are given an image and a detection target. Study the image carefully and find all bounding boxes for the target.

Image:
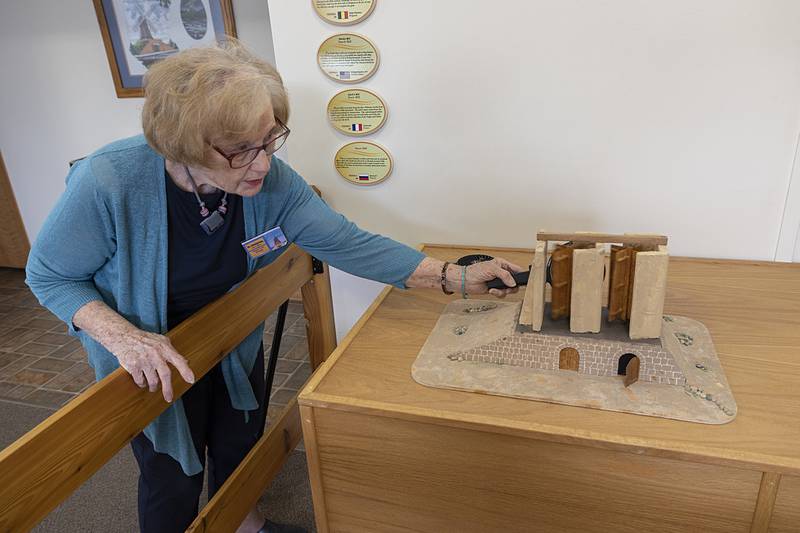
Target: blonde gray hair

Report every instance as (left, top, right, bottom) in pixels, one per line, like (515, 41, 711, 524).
(142, 38, 289, 166)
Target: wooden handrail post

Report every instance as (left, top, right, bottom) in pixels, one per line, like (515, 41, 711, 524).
(301, 259, 337, 369)
(302, 185, 337, 369)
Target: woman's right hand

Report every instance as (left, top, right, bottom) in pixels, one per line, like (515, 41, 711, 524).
(107, 328, 195, 403)
(72, 300, 196, 403)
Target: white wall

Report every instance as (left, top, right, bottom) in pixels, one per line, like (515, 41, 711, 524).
(0, 1, 141, 241)
(268, 0, 800, 262)
(4, 1, 800, 343)
(0, 0, 366, 342)
(267, 0, 800, 338)
(776, 134, 800, 261)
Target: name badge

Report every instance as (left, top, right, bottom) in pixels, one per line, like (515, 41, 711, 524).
(241, 226, 288, 259)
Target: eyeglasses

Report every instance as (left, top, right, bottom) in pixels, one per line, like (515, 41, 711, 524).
(211, 117, 291, 169)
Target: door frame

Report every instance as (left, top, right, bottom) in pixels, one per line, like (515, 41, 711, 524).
(618, 353, 640, 387)
(558, 347, 580, 371)
(0, 151, 30, 268)
(776, 130, 800, 262)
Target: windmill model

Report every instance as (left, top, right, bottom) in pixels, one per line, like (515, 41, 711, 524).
(412, 232, 737, 424)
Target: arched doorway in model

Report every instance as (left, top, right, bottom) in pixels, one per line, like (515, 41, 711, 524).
(559, 347, 580, 371)
(617, 353, 640, 387)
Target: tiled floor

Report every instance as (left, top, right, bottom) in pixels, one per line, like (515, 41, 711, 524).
(0, 267, 311, 422)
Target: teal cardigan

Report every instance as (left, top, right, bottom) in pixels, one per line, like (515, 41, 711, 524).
(26, 135, 425, 475)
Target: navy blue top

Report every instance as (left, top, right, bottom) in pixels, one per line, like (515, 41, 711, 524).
(165, 174, 247, 329)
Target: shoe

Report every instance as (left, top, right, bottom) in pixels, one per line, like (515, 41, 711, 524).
(258, 518, 308, 533)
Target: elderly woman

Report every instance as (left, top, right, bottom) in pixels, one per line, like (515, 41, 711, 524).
(25, 40, 522, 533)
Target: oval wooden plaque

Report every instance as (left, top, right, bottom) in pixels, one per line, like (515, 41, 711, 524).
(327, 88, 387, 136)
(317, 33, 379, 83)
(312, 0, 376, 26)
(334, 141, 393, 185)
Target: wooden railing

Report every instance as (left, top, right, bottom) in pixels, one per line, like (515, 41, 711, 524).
(0, 243, 336, 532)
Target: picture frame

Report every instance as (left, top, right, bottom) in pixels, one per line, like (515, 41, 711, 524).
(93, 0, 237, 98)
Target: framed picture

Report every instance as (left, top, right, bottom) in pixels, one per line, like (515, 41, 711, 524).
(93, 0, 236, 98)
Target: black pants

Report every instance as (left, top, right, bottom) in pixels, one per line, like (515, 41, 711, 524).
(131, 347, 266, 533)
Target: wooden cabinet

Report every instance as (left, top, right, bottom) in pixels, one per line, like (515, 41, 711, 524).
(300, 246, 800, 532)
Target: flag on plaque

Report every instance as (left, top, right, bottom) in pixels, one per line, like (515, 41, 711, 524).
(339, 71, 350, 79)
(358, 174, 370, 181)
(351, 123, 363, 132)
(337, 11, 349, 19)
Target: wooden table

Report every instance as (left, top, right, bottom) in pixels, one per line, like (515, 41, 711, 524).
(299, 245, 800, 533)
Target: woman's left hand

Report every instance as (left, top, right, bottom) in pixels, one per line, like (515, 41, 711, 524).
(463, 257, 526, 298)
